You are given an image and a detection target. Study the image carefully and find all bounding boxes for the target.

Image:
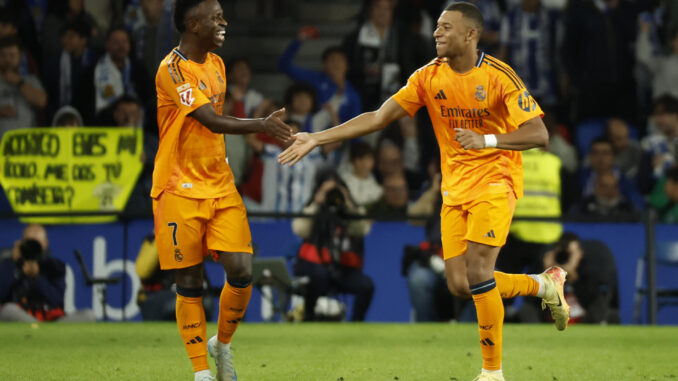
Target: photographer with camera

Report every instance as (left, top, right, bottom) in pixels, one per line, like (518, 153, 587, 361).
(0, 224, 94, 322)
(292, 169, 374, 321)
(517, 232, 620, 324)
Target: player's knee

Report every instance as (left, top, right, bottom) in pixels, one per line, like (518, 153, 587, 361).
(446, 278, 471, 299)
(227, 267, 253, 288)
(175, 266, 203, 289)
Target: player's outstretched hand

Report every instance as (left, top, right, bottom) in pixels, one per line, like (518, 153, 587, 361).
(454, 128, 484, 150)
(278, 132, 317, 166)
(263, 108, 293, 142)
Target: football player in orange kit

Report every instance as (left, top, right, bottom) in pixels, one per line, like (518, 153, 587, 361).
(279, 2, 569, 380)
(153, 1, 292, 380)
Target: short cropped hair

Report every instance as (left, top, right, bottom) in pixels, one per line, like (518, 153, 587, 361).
(321, 46, 346, 62)
(61, 17, 92, 39)
(445, 1, 484, 36)
(174, 0, 205, 33)
(654, 94, 678, 115)
(284, 82, 318, 112)
(350, 141, 375, 161)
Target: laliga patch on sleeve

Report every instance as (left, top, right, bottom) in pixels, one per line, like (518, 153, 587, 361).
(176, 83, 194, 107)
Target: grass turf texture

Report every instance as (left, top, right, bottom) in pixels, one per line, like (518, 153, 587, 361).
(0, 323, 676, 381)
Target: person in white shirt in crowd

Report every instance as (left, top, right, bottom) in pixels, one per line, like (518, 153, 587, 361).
(243, 119, 324, 214)
(636, 13, 678, 101)
(340, 141, 383, 207)
(94, 27, 153, 113)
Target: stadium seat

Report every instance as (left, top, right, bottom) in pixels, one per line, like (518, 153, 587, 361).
(633, 240, 678, 324)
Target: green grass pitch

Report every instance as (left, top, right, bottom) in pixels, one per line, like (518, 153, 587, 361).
(0, 322, 676, 381)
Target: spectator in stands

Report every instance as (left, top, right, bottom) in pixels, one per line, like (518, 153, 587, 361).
(580, 137, 643, 208)
(96, 93, 145, 128)
(51, 105, 84, 127)
(125, 0, 176, 77)
(284, 82, 338, 135)
(368, 172, 409, 219)
(541, 233, 620, 324)
(570, 171, 637, 221)
(649, 166, 678, 223)
(222, 58, 272, 185)
(636, 16, 678, 101)
(292, 170, 374, 322)
(374, 139, 423, 197)
(0, 8, 40, 77)
(562, 0, 639, 123)
(242, 120, 324, 213)
(0, 224, 95, 322)
(343, 0, 430, 111)
(340, 141, 383, 207)
(43, 18, 97, 124)
(639, 95, 678, 193)
(41, 0, 100, 70)
(606, 117, 642, 180)
(227, 57, 271, 119)
(496, 0, 561, 106)
(94, 27, 153, 113)
(1, 1, 44, 73)
(0, 37, 47, 136)
(278, 26, 362, 124)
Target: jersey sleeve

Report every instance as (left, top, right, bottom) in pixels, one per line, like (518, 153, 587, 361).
(392, 68, 426, 117)
(156, 58, 211, 115)
(498, 69, 544, 127)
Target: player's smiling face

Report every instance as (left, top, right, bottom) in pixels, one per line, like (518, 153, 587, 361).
(433, 11, 474, 59)
(194, 0, 227, 50)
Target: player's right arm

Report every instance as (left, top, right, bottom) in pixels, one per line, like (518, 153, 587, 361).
(278, 97, 408, 165)
(157, 56, 292, 142)
(190, 104, 292, 142)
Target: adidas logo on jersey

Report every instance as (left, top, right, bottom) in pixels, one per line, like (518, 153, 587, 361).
(199, 80, 207, 90)
(434, 89, 447, 100)
(483, 230, 496, 238)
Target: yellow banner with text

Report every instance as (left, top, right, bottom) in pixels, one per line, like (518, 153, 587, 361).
(0, 127, 143, 224)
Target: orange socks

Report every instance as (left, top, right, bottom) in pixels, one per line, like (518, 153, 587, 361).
(470, 279, 504, 371)
(176, 288, 209, 372)
(217, 279, 252, 344)
(494, 271, 540, 299)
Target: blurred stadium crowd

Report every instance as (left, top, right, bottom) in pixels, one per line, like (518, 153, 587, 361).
(0, 0, 677, 224)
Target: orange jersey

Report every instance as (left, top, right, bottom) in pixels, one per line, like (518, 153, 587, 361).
(392, 53, 543, 205)
(152, 48, 234, 199)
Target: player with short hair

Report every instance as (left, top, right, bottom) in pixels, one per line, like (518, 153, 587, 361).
(279, 2, 569, 380)
(154, 1, 292, 380)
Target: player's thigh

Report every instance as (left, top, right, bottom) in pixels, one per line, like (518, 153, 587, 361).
(440, 203, 468, 260)
(465, 192, 516, 248)
(206, 192, 254, 256)
(153, 192, 207, 270)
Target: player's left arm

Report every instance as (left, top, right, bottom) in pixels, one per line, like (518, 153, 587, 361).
(454, 116, 548, 150)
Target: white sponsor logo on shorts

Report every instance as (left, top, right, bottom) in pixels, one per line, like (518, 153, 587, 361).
(182, 183, 193, 189)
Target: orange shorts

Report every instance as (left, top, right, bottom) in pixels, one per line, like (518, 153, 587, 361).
(152, 191, 253, 270)
(440, 192, 516, 260)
